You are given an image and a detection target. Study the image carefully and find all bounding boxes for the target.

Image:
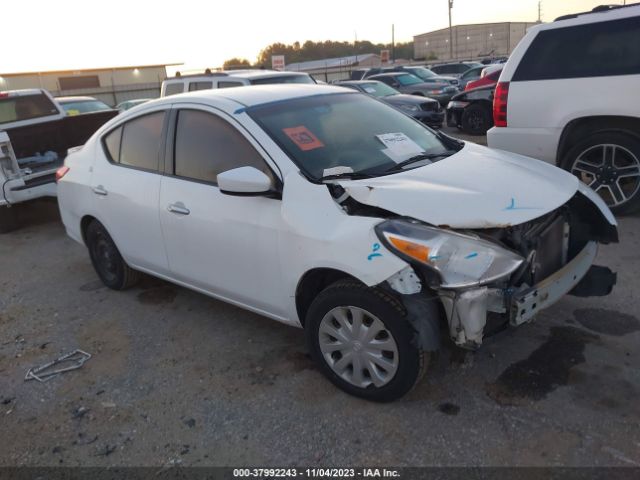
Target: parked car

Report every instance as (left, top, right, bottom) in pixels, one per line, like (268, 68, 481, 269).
(487, 3, 640, 213)
(458, 66, 485, 90)
(464, 66, 503, 91)
(447, 85, 494, 135)
(56, 96, 114, 116)
(57, 84, 617, 401)
(161, 70, 315, 96)
(0, 89, 117, 232)
(337, 80, 444, 128)
(368, 72, 458, 105)
(115, 99, 152, 112)
(383, 66, 459, 87)
(430, 62, 484, 78)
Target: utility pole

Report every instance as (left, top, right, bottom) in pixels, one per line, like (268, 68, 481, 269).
(448, 0, 454, 60)
(392, 24, 395, 63)
(537, 1, 542, 22)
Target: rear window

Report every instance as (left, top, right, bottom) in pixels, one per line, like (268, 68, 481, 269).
(513, 16, 640, 81)
(60, 100, 112, 115)
(188, 81, 213, 92)
(250, 75, 314, 85)
(0, 93, 59, 124)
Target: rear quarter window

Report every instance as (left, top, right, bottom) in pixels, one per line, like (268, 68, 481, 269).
(513, 16, 640, 81)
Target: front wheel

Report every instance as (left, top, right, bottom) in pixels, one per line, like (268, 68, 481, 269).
(305, 281, 428, 402)
(461, 104, 491, 135)
(562, 131, 640, 214)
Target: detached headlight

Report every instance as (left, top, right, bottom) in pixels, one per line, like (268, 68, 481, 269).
(399, 104, 420, 112)
(376, 220, 524, 289)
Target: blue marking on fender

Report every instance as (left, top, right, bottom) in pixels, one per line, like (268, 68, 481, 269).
(465, 252, 478, 259)
(429, 255, 441, 260)
(234, 107, 247, 114)
(368, 243, 382, 261)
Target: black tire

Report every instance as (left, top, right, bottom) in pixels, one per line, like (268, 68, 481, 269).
(461, 104, 491, 135)
(305, 280, 429, 402)
(85, 220, 141, 290)
(0, 206, 19, 234)
(561, 131, 640, 215)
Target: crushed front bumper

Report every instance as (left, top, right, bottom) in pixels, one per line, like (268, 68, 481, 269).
(439, 241, 613, 349)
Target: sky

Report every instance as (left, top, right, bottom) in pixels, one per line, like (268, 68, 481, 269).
(2, 0, 616, 74)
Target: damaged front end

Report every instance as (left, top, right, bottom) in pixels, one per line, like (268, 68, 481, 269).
(374, 191, 618, 350)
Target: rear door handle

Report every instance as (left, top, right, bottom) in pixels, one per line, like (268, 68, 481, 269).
(167, 203, 190, 215)
(92, 185, 108, 196)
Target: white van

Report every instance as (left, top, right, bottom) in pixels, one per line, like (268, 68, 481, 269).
(161, 69, 316, 97)
(487, 3, 640, 214)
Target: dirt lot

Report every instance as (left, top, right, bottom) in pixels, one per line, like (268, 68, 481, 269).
(1, 138, 639, 467)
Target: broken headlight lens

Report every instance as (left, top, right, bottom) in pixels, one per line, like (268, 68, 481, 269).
(376, 219, 524, 288)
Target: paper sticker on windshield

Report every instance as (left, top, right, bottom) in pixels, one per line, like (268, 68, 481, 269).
(364, 87, 377, 94)
(376, 133, 423, 158)
(283, 126, 325, 151)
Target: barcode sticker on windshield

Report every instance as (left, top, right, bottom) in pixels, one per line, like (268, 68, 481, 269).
(283, 126, 325, 151)
(376, 133, 423, 159)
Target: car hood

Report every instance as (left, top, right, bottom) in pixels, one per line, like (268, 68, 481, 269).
(385, 94, 437, 105)
(336, 142, 580, 229)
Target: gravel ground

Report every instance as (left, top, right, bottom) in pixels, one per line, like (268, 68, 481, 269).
(1, 138, 639, 467)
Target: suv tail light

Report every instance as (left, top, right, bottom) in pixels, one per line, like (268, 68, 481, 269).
(55, 166, 70, 183)
(493, 81, 509, 127)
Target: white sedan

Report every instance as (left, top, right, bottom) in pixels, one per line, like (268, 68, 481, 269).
(57, 85, 618, 401)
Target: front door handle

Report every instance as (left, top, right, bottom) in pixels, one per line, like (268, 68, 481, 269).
(92, 185, 108, 196)
(167, 203, 190, 215)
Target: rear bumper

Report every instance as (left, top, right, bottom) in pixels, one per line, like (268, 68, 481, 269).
(487, 126, 561, 164)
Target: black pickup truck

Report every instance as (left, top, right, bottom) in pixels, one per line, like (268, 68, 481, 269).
(0, 89, 117, 232)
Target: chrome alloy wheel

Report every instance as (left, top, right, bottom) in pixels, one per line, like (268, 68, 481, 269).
(318, 306, 399, 388)
(571, 144, 640, 207)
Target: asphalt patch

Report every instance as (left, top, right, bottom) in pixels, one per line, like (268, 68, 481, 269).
(486, 326, 598, 406)
(574, 308, 640, 336)
(137, 286, 177, 305)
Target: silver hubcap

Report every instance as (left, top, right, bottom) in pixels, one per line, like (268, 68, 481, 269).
(571, 144, 640, 207)
(318, 306, 399, 389)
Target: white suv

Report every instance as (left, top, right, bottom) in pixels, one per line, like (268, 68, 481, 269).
(161, 70, 315, 97)
(487, 4, 640, 214)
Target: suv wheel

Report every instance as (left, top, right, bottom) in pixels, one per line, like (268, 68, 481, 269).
(305, 280, 429, 402)
(563, 131, 640, 214)
(86, 220, 142, 290)
(461, 104, 491, 135)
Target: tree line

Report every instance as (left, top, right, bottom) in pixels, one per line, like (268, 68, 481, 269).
(222, 40, 415, 70)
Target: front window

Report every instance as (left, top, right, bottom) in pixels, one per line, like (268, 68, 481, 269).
(0, 94, 59, 124)
(60, 100, 112, 115)
(250, 75, 315, 85)
(359, 82, 398, 97)
(396, 74, 422, 86)
(248, 93, 451, 181)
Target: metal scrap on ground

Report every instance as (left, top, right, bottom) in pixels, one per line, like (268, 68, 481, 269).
(24, 349, 92, 382)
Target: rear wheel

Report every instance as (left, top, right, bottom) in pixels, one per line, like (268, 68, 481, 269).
(0, 206, 19, 234)
(305, 280, 429, 402)
(562, 131, 640, 214)
(85, 220, 141, 290)
(461, 104, 492, 135)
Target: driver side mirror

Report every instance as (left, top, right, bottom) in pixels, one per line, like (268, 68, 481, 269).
(217, 166, 274, 196)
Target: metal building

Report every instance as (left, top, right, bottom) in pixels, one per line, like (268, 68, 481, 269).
(0, 63, 181, 107)
(414, 22, 539, 61)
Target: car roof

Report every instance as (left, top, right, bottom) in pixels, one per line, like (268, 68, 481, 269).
(370, 72, 411, 78)
(336, 80, 382, 85)
(0, 88, 46, 97)
(149, 84, 351, 110)
(56, 96, 99, 103)
(222, 70, 308, 79)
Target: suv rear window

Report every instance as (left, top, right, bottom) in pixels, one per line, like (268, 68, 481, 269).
(0, 93, 59, 124)
(164, 83, 184, 96)
(513, 16, 640, 81)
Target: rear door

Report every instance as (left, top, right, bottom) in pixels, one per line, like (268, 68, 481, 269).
(158, 104, 286, 316)
(91, 108, 170, 275)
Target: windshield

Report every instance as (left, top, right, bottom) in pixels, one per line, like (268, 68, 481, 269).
(406, 67, 437, 80)
(359, 82, 398, 97)
(0, 94, 59, 125)
(60, 100, 111, 115)
(250, 75, 315, 85)
(248, 93, 450, 180)
(396, 74, 422, 86)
